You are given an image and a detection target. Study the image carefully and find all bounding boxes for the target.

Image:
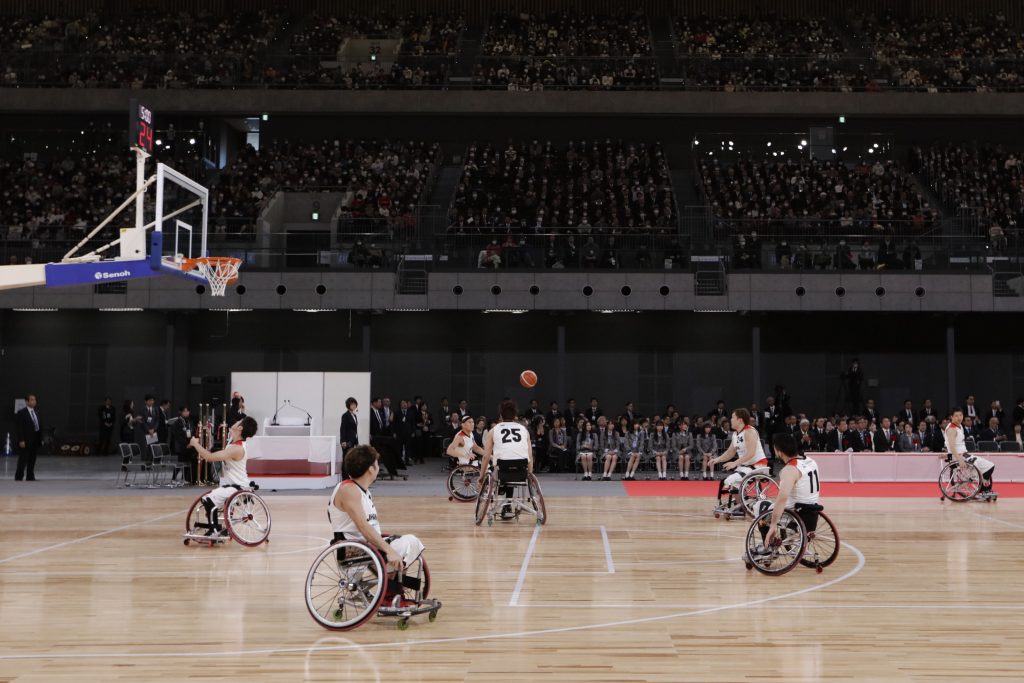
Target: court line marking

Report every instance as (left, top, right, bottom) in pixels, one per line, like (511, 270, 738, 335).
(967, 510, 1024, 531)
(600, 526, 615, 573)
(0, 509, 185, 566)
(509, 524, 541, 607)
(513, 601, 1024, 610)
(0, 542, 865, 661)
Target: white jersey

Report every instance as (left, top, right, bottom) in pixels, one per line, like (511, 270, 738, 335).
(787, 456, 820, 507)
(452, 431, 477, 464)
(944, 423, 966, 455)
(734, 426, 768, 466)
(220, 440, 249, 486)
(491, 421, 530, 461)
(328, 480, 380, 538)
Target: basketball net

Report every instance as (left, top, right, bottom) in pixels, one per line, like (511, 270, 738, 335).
(186, 257, 241, 297)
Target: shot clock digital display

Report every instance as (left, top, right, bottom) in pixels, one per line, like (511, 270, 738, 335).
(129, 99, 154, 153)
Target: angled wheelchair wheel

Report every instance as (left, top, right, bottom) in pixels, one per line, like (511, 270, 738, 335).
(744, 509, 806, 576)
(224, 491, 271, 546)
(939, 462, 981, 502)
(447, 465, 480, 502)
(306, 540, 386, 631)
(740, 473, 780, 518)
(799, 512, 839, 572)
(185, 490, 216, 536)
(474, 472, 494, 526)
(527, 473, 547, 525)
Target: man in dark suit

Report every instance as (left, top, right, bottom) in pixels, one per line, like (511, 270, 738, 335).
(140, 394, 158, 455)
(98, 397, 116, 455)
(864, 399, 879, 425)
(167, 405, 195, 483)
(964, 395, 980, 421)
(524, 400, 540, 420)
(562, 398, 578, 425)
(369, 397, 387, 437)
(396, 399, 417, 464)
(707, 400, 727, 422)
(381, 397, 394, 432)
(547, 401, 562, 427)
(979, 417, 1007, 444)
(340, 397, 359, 454)
(762, 397, 781, 435)
(586, 397, 602, 424)
(15, 394, 42, 481)
(874, 417, 897, 452)
(918, 399, 936, 424)
(457, 400, 471, 420)
(1013, 398, 1024, 427)
(985, 400, 1006, 430)
(796, 419, 815, 455)
(900, 400, 916, 426)
(157, 399, 172, 444)
(624, 402, 636, 424)
(827, 420, 851, 452)
(847, 418, 868, 452)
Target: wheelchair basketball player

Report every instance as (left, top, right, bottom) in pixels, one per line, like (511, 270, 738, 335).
(710, 408, 770, 516)
(763, 434, 822, 547)
(329, 445, 425, 577)
(188, 416, 259, 537)
(478, 400, 533, 517)
(945, 407, 998, 501)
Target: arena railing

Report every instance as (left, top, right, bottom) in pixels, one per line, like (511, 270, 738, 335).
(472, 55, 660, 90)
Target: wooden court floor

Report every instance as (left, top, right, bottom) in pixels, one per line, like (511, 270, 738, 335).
(0, 491, 1022, 682)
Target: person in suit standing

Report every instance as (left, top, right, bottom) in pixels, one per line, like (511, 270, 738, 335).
(157, 399, 172, 444)
(456, 399, 470, 420)
(369, 397, 387, 437)
(762, 396, 781, 435)
(98, 397, 116, 455)
(964, 395, 980, 421)
(900, 400, 916, 426)
(140, 394, 158, 455)
(397, 398, 417, 464)
(562, 399, 579, 427)
(874, 416, 897, 452)
(167, 405, 195, 483)
(586, 397, 602, 424)
(381, 397, 394, 432)
(14, 394, 42, 481)
(918, 399, 936, 424)
(864, 399, 879, 425)
(340, 398, 359, 454)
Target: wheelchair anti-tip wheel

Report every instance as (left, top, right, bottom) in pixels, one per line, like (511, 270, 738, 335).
(447, 464, 481, 502)
(739, 472, 780, 518)
(744, 508, 806, 576)
(475, 471, 494, 526)
(798, 511, 839, 573)
(938, 462, 982, 502)
(305, 540, 387, 631)
(224, 490, 272, 546)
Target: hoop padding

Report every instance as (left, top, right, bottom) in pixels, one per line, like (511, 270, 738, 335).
(184, 257, 241, 296)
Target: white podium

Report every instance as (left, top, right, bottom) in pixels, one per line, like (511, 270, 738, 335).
(249, 417, 337, 489)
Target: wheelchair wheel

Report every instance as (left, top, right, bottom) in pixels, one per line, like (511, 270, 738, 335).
(740, 473, 780, 518)
(185, 490, 216, 536)
(939, 462, 981, 502)
(798, 512, 839, 572)
(527, 473, 547, 525)
(447, 465, 480, 503)
(305, 540, 386, 631)
(744, 509, 806, 576)
(474, 472, 494, 526)
(224, 491, 271, 546)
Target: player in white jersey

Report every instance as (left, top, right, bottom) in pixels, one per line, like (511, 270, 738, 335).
(328, 444, 424, 573)
(711, 408, 769, 489)
(945, 407, 997, 501)
(479, 400, 533, 514)
(189, 416, 258, 536)
(765, 433, 822, 546)
(447, 415, 484, 465)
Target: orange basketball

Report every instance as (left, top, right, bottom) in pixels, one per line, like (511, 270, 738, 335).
(519, 370, 538, 388)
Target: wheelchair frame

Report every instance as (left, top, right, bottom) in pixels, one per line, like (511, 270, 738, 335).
(304, 537, 441, 631)
(474, 464, 547, 527)
(183, 482, 271, 547)
(938, 456, 994, 502)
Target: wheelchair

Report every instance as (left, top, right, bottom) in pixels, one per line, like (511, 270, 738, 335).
(713, 466, 779, 520)
(475, 460, 547, 527)
(183, 481, 271, 547)
(938, 455, 996, 502)
(743, 503, 840, 576)
(447, 459, 481, 503)
(304, 537, 441, 631)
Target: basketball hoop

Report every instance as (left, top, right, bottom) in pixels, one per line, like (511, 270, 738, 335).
(183, 256, 241, 296)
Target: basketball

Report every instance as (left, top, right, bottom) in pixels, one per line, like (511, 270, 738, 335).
(519, 369, 538, 388)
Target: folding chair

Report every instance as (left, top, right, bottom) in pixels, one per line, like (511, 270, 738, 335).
(999, 441, 1022, 452)
(116, 443, 147, 488)
(978, 441, 1000, 452)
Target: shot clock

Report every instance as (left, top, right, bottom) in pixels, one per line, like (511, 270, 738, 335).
(129, 98, 154, 153)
